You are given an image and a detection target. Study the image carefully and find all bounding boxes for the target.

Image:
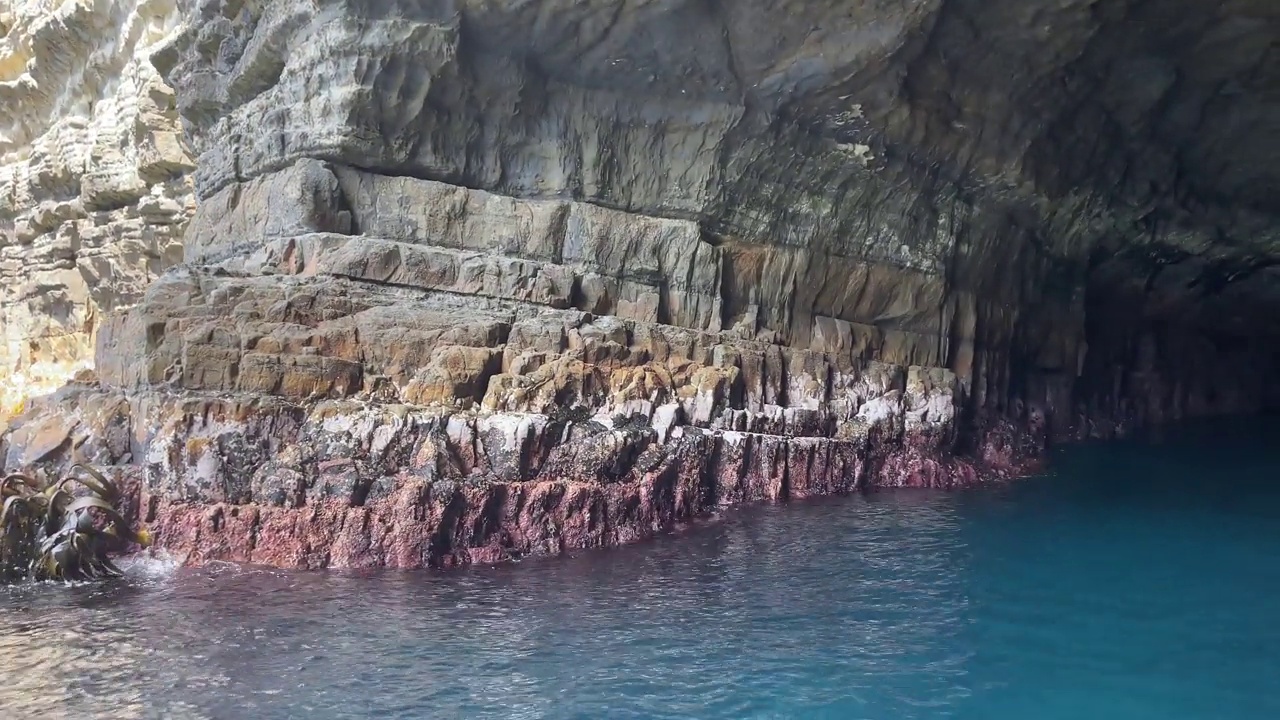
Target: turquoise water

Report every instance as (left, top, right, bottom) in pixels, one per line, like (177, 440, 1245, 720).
(1, 419, 1277, 719)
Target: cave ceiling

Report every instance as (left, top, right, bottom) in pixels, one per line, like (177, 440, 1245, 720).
(449, 0, 1279, 334)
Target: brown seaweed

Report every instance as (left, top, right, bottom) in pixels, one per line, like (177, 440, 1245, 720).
(0, 466, 151, 582)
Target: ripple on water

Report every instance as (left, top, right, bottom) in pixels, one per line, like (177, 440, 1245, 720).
(0, 419, 1278, 719)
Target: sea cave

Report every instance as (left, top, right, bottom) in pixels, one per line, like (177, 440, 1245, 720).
(0, 1, 1277, 716)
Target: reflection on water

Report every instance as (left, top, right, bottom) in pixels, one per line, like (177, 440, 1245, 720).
(1, 419, 1278, 719)
(1, 497, 970, 720)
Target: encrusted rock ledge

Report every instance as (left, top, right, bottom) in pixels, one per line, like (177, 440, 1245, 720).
(2, 376, 1039, 570)
(1, 156, 1053, 571)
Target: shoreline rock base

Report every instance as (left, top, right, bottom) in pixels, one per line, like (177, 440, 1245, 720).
(3, 384, 1042, 570)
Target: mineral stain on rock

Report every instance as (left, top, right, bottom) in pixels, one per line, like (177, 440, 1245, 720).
(1, 0, 1277, 569)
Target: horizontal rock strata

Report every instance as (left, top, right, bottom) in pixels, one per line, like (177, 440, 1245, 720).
(0, 0, 194, 422)
(4, 378, 1037, 569)
(2, 0, 1277, 570)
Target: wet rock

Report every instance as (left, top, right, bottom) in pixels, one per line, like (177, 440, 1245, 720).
(1, 372, 1039, 570)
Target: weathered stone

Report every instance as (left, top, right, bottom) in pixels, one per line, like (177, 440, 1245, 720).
(3, 0, 1278, 570)
(1, 383, 1039, 569)
(1, 0, 194, 422)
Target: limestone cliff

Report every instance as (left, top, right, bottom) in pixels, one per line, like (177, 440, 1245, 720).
(0, 0, 193, 420)
(1, 0, 1276, 569)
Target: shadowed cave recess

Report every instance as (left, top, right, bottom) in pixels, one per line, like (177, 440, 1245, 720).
(1, 0, 1276, 569)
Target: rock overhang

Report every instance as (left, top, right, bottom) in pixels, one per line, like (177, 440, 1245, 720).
(153, 0, 1278, 311)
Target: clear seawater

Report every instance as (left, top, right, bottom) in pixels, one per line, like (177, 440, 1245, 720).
(1, 418, 1277, 720)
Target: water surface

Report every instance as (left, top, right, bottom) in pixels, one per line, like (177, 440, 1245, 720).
(2, 419, 1277, 719)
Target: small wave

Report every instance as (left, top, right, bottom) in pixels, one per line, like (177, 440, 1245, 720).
(0, 577, 75, 597)
(118, 551, 182, 579)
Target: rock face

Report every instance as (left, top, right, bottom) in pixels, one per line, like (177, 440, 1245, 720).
(0, 0, 194, 420)
(1, 0, 1277, 569)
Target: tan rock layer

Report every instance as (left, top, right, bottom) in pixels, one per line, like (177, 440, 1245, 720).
(97, 161, 1046, 420)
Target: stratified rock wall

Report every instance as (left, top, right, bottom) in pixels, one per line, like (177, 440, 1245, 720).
(1, 0, 1276, 569)
(0, 0, 194, 418)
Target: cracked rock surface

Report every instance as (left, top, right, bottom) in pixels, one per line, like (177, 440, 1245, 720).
(1, 0, 1276, 569)
(0, 0, 194, 419)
